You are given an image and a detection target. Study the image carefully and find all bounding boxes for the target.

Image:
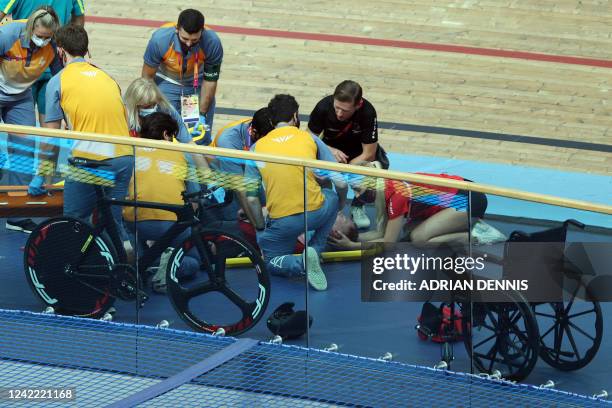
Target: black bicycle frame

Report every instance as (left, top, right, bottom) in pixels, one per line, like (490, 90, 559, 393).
(91, 184, 199, 272)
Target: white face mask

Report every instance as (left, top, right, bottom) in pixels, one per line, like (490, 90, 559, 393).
(139, 105, 158, 117)
(32, 34, 51, 48)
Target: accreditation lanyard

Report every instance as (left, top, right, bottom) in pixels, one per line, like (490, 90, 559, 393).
(178, 51, 200, 93)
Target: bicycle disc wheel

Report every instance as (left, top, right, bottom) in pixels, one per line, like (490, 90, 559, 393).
(24, 217, 117, 317)
(166, 229, 270, 336)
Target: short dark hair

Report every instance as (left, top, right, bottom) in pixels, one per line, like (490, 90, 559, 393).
(267, 94, 299, 126)
(55, 24, 88, 57)
(178, 9, 204, 34)
(251, 107, 274, 138)
(140, 112, 179, 140)
(333, 80, 362, 105)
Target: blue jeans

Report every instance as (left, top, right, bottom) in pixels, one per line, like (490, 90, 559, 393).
(155, 80, 215, 146)
(125, 220, 198, 278)
(64, 155, 134, 241)
(257, 189, 339, 277)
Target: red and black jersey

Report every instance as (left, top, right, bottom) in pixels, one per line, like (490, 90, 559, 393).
(384, 173, 466, 221)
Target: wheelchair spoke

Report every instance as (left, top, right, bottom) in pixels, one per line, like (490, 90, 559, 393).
(533, 311, 556, 319)
(508, 321, 530, 344)
(486, 310, 499, 327)
(487, 344, 499, 373)
(564, 324, 581, 361)
(567, 321, 595, 342)
(540, 321, 560, 341)
(474, 333, 498, 349)
(481, 322, 497, 332)
(564, 285, 580, 314)
(567, 308, 596, 319)
(554, 323, 563, 364)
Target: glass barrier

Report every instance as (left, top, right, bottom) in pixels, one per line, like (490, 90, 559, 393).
(0, 132, 140, 327)
(301, 163, 476, 371)
(466, 194, 612, 395)
(2, 127, 611, 398)
(303, 161, 612, 397)
(128, 143, 310, 345)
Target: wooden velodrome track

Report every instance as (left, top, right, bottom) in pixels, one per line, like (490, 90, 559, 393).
(6, 1, 612, 175)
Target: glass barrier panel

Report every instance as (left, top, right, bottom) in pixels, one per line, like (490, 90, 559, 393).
(467, 194, 612, 393)
(0, 132, 136, 322)
(301, 164, 476, 369)
(128, 143, 309, 344)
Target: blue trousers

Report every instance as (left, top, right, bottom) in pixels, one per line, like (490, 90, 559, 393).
(1, 93, 36, 222)
(257, 189, 339, 277)
(125, 220, 198, 278)
(64, 155, 134, 241)
(155, 80, 215, 146)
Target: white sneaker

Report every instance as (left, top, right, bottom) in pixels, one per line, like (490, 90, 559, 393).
(152, 247, 174, 294)
(304, 247, 327, 291)
(471, 221, 507, 245)
(351, 206, 371, 229)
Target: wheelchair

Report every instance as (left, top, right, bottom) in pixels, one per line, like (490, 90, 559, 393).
(417, 219, 603, 381)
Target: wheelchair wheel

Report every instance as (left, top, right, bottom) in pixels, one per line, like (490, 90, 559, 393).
(166, 228, 270, 336)
(534, 283, 603, 371)
(462, 292, 540, 382)
(24, 217, 117, 318)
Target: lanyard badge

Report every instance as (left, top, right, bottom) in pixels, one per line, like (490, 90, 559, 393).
(179, 52, 201, 125)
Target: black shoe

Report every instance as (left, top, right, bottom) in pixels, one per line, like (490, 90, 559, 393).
(6, 219, 38, 234)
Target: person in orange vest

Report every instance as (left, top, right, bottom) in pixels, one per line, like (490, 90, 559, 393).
(1, 7, 62, 233)
(141, 9, 222, 145)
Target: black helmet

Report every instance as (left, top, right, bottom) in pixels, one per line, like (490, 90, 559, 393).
(266, 302, 313, 339)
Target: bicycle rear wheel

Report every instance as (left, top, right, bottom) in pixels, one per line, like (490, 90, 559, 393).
(166, 228, 270, 336)
(24, 217, 117, 317)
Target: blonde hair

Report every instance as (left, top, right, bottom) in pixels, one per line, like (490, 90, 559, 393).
(25, 7, 59, 43)
(124, 78, 174, 133)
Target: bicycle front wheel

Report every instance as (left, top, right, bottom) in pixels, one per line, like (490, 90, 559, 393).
(24, 217, 117, 317)
(166, 228, 270, 336)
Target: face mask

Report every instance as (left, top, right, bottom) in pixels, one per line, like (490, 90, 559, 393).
(32, 34, 51, 48)
(139, 105, 158, 117)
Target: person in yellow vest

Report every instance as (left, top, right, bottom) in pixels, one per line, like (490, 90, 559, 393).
(42, 24, 133, 242)
(245, 94, 346, 291)
(123, 112, 198, 293)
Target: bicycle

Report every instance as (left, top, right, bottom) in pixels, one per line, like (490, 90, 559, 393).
(24, 157, 270, 336)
